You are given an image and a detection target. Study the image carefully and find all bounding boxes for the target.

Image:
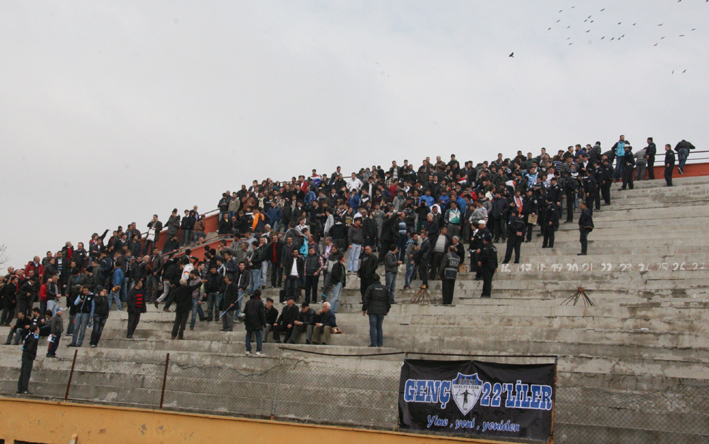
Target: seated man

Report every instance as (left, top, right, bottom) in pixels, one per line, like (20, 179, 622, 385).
(263, 297, 278, 343)
(288, 302, 315, 344)
(5, 311, 31, 345)
(272, 297, 298, 343)
(312, 302, 337, 345)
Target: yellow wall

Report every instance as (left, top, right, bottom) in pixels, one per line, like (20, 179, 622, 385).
(0, 397, 513, 444)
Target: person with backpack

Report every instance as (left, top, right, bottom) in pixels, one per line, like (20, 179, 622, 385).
(243, 289, 266, 356)
(478, 234, 498, 298)
(438, 245, 461, 305)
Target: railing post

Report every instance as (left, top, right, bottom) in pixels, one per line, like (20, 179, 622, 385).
(270, 347, 283, 420)
(64, 349, 78, 401)
(548, 356, 558, 444)
(159, 352, 170, 410)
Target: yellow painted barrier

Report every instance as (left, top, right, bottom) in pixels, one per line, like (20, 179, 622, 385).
(0, 397, 515, 444)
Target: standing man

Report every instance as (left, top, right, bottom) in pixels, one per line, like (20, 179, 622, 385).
(282, 249, 304, 302)
(357, 246, 378, 301)
(578, 202, 594, 256)
(542, 200, 559, 249)
(243, 289, 266, 356)
(645, 137, 656, 180)
(303, 246, 323, 304)
(144, 215, 163, 256)
(68, 287, 95, 348)
(414, 230, 431, 290)
(664, 144, 676, 187)
(362, 275, 391, 347)
(220, 275, 238, 332)
(502, 209, 525, 264)
(89, 288, 110, 348)
(612, 135, 629, 182)
(620, 145, 636, 190)
(171, 278, 203, 340)
(383, 245, 402, 304)
(126, 279, 146, 339)
(347, 218, 364, 274)
(46, 309, 63, 358)
(17, 325, 39, 394)
(438, 245, 461, 305)
(478, 234, 498, 298)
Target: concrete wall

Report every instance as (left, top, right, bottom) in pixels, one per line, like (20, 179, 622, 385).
(0, 397, 511, 444)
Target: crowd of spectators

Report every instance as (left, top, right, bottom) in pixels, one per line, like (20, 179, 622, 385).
(0, 137, 695, 358)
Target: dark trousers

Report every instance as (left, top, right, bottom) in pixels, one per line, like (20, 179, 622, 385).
(379, 241, 392, 263)
(525, 223, 534, 242)
(566, 195, 575, 221)
(272, 324, 293, 343)
(647, 158, 655, 179)
(481, 268, 494, 297)
(542, 223, 555, 248)
(594, 189, 601, 210)
(622, 168, 634, 190)
(90, 316, 107, 346)
(127, 311, 141, 337)
(491, 217, 505, 241)
(441, 278, 455, 305)
(47, 332, 61, 356)
(18, 355, 34, 393)
(171, 311, 189, 339)
(585, 195, 595, 214)
(579, 228, 589, 254)
(665, 166, 673, 186)
(1, 303, 15, 325)
(430, 252, 444, 279)
(285, 276, 299, 301)
(602, 181, 612, 205)
(503, 236, 522, 263)
(418, 262, 429, 288)
(368, 314, 385, 347)
(271, 265, 282, 288)
(360, 278, 373, 300)
(304, 275, 320, 304)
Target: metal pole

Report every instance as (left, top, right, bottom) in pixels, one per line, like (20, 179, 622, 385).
(270, 347, 283, 420)
(548, 356, 558, 444)
(64, 349, 78, 401)
(159, 353, 170, 409)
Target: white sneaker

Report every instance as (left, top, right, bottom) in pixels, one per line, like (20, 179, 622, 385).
(255, 352, 264, 357)
(245, 351, 252, 356)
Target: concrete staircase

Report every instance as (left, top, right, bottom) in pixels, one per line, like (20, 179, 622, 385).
(2, 176, 709, 442)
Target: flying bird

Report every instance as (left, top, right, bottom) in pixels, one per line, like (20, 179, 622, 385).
(672, 70, 675, 74)
(559, 9, 563, 12)
(569, 42, 573, 45)
(692, 28, 696, 31)
(567, 25, 571, 28)
(679, 34, 685, 37)
(661, 36, 666, 39)
(633, 23, 636, 26)
(601, 36, 605, 39)
(601, 8, 605, 11)
(509, 52, 514, 57)
(658, 24, 663, 26)
(548, 27, 552, 30)
(571, 5, 575, 8)
(557, 19, 561, 23)
(618, 22, 622, 25)
(611, 37, 615, 40)
(591, 20, 594, 23)
(654, 43, 658, 46)
(683, 69, 687, 73)
(586, 30, 590, 33)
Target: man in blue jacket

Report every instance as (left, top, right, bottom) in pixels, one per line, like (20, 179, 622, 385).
(108, 264, 124, 311)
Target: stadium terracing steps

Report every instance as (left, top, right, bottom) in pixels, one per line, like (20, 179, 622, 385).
(2, 175, 709, 443)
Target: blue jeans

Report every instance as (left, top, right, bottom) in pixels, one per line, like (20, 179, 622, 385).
(348, 244, 362, 273)
(397, 235, 408, 261)
(246, 329, 263, 353)
(249, 269, 261, 294)
(190, 299, 205, 328)
(108, 290, 122, 311)
(120, 280, 128, 303)
(614, 157, 623, 180)
(405, 261, 416, 288)
(90, 316, 107, 346)
(368, 314, 385, 347)
(678, 148, 689, 171)
(385, 271, 397, 302)
(206, 292, 220, 320)
(70, 313, 91, 346)
(234, 290, 245, 317)
(330, 282, 343, 313)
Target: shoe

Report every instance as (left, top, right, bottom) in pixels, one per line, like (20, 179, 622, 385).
(46, 355, 56, 358)
(274, 340, 281, 343)
(245, 351, 252, 356)
(206, 318, 213, 322)
(391, 301, 397, 304)
(171, 336, 176, 340)
(199, 318, 207, 322)
(67, 343, 75, 347)
(154, 301, 159, 309)
(16, 390, 22, 394)
(23, 390, 32, 395)
(474, 277, 483, 281)
(577, 252, 587, 256)
(126, 336, 133, 339)
(255, 352, 264, 356)
(177, 336, 184, 340)
(305, 340, 311, 344)
(163, 308, 171, 312)
(368, 344, 376, 347)
(564, 221, 572, 224)
(90, 345, 97, 348)
(4, 342, 9, 345)
(190, 327, 194, 331)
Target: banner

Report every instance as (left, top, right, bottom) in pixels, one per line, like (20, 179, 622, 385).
(398, 359, 555, 441)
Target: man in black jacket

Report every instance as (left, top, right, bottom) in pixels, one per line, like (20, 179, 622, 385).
(272, 297, 299, 343)
(478, 234, 498, 298)
(263, 297, 278, 342)
(204, 266, 223, 322)
(171, 278, 204, 340)
(542, 200, 559, 249)
(489, 191, 509, 242)
(357, 246, 379, 301)
(17, 325, 38, 394)
(646, 137, 656, 180)
(665, 144, 676, 187)
(282, 249, 304, 301)
(438, 246, 461, 305)
(362, 275, 391, 347)
(288, 302, 316, 344)
(89, 288, 110, 347)
(414, 230, 432, 289)
(243, 289, 266, 355)
(675, 139, 695, 175)
(578, 202, 594, 255)
(601, 158, 614, 205)
(221, 275, 238, 332)
(503, 210, 526, 263)
(521, 191, 538, 242)
(620, 145, 636, 190)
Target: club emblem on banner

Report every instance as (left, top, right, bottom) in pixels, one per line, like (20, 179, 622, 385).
(451, 373, 483, 415)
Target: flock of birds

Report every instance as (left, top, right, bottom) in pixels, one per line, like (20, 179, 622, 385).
(509, 3, 703, 74)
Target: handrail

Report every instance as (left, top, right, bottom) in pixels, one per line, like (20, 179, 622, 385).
(139, 208, 220, 239)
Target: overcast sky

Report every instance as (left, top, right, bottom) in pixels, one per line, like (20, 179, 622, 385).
(1, 0, 707, 270)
